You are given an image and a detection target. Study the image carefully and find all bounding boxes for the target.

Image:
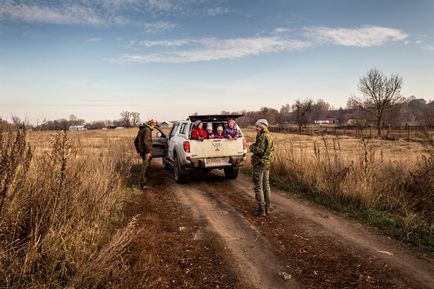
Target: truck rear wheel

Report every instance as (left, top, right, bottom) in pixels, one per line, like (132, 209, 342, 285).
(174, 156, 187, 183)
(224, 166, 239, 179)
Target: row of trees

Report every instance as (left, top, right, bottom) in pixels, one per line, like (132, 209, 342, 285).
(234, 95, 433, 134)
(232, 69, 433, 136)
(2, 69, 432, 136)
(1, 111, 143, 131)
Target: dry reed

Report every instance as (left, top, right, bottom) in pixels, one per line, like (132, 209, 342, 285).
(0, 125, 137, 288)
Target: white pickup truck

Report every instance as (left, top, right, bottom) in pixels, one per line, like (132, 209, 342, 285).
(151, 115, 248, 183)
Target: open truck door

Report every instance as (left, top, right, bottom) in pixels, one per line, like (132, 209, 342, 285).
(151, 127, 168, 158)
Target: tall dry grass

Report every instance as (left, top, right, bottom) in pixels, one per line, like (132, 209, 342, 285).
(244, 129, 434, 249)
(0, 125, 138, 288)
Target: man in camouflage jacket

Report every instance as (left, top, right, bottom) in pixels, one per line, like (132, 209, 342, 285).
(249, 119, 274, 216)
(137, 118, 156, 190)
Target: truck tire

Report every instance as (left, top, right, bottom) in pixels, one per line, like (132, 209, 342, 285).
(174, 156, 187, 183)
(224, 166, 239, 179)
(162, 157, 171, 170)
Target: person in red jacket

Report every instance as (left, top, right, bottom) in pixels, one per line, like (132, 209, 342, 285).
(191, 120, 207, 141)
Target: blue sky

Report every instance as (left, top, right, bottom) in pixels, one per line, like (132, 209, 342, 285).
(1, 0, 433, 123)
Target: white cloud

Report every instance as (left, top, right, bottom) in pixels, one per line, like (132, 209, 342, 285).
(273, 27, 291, 34)
(119, 25, 409, 64)
(143, 21, 176, 34)
(422, 44, 434, 51)
(207, 7, 230, 16)
(0, 3, 107, 25)
(0, 2, 133, 26)
(304, 26, 408, 47)
(145, 0, 175, 12)
(88, 38, 103, 42)
(0, 0, 192, 27)
(120, 37, 311, 63)
(97, 0, 141, 10)
(137, 38, 197, 47)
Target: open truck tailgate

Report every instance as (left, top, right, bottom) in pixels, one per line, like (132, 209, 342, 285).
(189, 138, 244, 159)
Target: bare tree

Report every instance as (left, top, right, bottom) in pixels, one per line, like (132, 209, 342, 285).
(423, 101, 434, 126)
(260, 107, 279, 125)
(351, 68, 403, 136)
(120, 111, 132, 128)
(130, 112, 141, 127)
(11, 116, 22, 128)
(292, 99, 312, 132)
(280, 104, 291, 115)
(68, 114, 85, 127)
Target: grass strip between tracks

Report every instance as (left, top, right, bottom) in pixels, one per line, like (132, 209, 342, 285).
(241, 167, 434, 252)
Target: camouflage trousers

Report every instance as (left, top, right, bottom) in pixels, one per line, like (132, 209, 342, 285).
(253, 165, 271, 209)
(139, 157, 152, 187)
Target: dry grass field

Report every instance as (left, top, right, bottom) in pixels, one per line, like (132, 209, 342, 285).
(1, 126, 433, 288)
(243, 129, 434, 249)
(1, 127, 139, 288)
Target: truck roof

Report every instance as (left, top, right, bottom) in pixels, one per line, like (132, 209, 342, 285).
(188, 114, 243, 122)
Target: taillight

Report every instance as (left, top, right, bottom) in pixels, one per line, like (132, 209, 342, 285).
(243, 138, 248, 149)
(183, 141, 190, 153)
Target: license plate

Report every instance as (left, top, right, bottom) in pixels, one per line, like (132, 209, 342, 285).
(205, 157, 229, 165)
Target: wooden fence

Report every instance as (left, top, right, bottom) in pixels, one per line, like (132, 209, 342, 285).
(268, 125, 434, 141)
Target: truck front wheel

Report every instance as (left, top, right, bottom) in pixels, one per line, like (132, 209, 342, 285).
(224, 166, 239, 179)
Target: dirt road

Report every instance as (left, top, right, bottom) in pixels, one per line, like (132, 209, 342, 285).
(124, 163, 434, 289)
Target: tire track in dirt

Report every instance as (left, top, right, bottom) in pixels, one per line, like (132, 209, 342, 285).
(231, 175, 434, 288)
(171, 179, 300, 289)
(122, 164, 250, 289)
(140, 162, 433, 288)
(198, 171, 433, 289)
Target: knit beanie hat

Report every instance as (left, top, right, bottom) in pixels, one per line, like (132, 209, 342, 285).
(206, 123, 213, 131)
(194, 120, 202, 127)
(255, 119, 268, 129)
(217, 125, 223, 132)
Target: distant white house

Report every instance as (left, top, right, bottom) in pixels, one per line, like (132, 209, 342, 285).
(314, 119, 337, 125)
(69, 125, 87, 131)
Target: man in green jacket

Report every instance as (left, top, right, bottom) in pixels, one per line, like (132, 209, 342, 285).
(249, 119, 274, 217)
(137, 118, 156, 190)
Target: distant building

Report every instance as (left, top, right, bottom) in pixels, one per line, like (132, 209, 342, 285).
(69, 125, 87, 131)
(314, 118, 338, 125)
(346, 119, 367, 126)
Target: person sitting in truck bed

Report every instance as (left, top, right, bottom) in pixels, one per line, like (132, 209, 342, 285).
(223, 118, 240, 140)
(191, 120, 207, 141)
(214, 125, 224, 139)
(205, 122, 215, 139)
